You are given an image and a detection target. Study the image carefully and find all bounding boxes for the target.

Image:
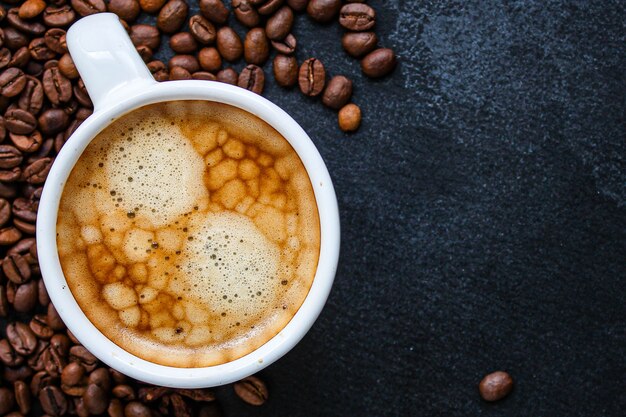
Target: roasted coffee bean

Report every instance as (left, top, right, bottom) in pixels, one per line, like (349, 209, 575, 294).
(191, 69, 217, 79)
(232, 0, 260, 28)
(58, 53, 78, 79)
(11, 129, 43, 153)
(36, 280, 49, 308)
(153, 69, 169, 81)
(273, 54, 297, 87)
(109, 368, 128, 385)
(157, 0, 188, 34)
(258, 0, 284, 15)
(83, 383, 108, 415)
(61, 362, 86, 392)
(25, 60, 42, 76)
(217, 27, 243, 62)
(108, 398, 124, 417)
(27, 339, 48, 372)
(71, 0, 106, 16)
(39, 108, 70, 135)
(29, 37, 56, 61)
(19, 0, 47, 19)
(12, 198, 37, 224)
(4, 108, 36, 134)
(125, 401, 153, 417)
(0, 145, 22, 168)
(216, 68, 238, 85)
(40, 385, 68, 417)
(8, 47, 30, 69)
(3, 253, 31, 284)
(88, 367, 111, 391)
(137, 46, 153, 62)
(341, 31, 377, 57)
(169, 54, 199, 73)
(43, 5, 76, 28)
(244, 28, 269, 65)
(147, 60, 166, 73)
(7, 8, 46, 35)
(130, 24, 160, 50)
(0, 387, 15, 414)
(112, 384, 135, 400)
(298, 57, 325, 96)
(238, 64, 264, 94)
(30, 314, 54, 339)
(7, 322, 38, 355)
(322, 75, 352, 109)
(4, 27, 29, 51)
(0, 338, 24, 366)
(23, 157, 53, 184)
(50, 334, 70, 358)
(200, 0, 229, 24)
(287, 0, 308, 12)
(361, 47, 396, 78)
(266, 6, 293, 41)
(270, 33, 296, 55)
(170, 32, 197, 54)
(0, 166, 21, 182)
(108, 0, 141, 22)
(69, 346, 98, 371)
(14, 380, 31, 415)
(338, 102, 361, 132)
(138, 0, 166, 13)
(18, 76, 44, 114)
(13, 280, 37, 312)
(44, 29, 67, 56)
(0, 182, 16, 199)
(339, 3, 375, 31)
(42, 66, 72, 104)
(479, 371, 514, 401)
(0, 226, 22, 245)
(47, 303, 66, 330)
(233, 375, 268, 406)
(0, 48, 11, 69)
(3, 364, 34, 382)
(0, 198, 10, 226)
(31, 370, 54, 397)
(306, 0, 340, 23)
(0, 67, 27, 97)
(198, 47, 222, 72)
(189, 15, 216, 45)
(169, 65, 191, 80)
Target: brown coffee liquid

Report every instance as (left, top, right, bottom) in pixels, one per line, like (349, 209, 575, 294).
(57, 101, 320, 367)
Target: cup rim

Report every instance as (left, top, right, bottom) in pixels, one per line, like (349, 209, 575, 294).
(36, 80, 340, 388)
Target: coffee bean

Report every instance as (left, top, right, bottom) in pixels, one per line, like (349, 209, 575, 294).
(29, 37, 57, 61)
(89, 367, 112, 391)
(38, 109, 67, 137)
(216, 27, 243, 62)
(286, 0, 308, 12)
(170, 32, 197, 54)
(108, 0, 141, 22)
(270, 32, 295, 55)
(0, 387, 15, 415)
(339, 3, 375, 31)
(13, 280, 37, 312)
(112, 384, 135, 400)
(125, 401, 153, 417)
(189, 15, 216, 45)
(266, 6, 293, 41)
(30, 314, 54, 339)
(19, 0, 47, 19)
(298, 57, 325, 96)
(40, 385, 68, 417)
(361, 47, 396, 78)
(108, 398, 124, 417)
(147, 60, 166, 73)
(69, 346, 98, 371)
(8, 47, 30, 69)
(14, 380, 31, 415)
(0, 338, 24, 366)
(157, 0, 188, 34)
(0, 67, 27, 97)
(0, 226, 22, 245)
(153, 69, 169, 81)
(7, 322, 38, 355)
(479, 371, 513, 402)
(238, 64, 264, 94)
(0, 144, 23, 168)
(23, 157, 52, 184)
(42, 66, 72, 104)
(169, 54, 199, 73)
(71, 0, 106, 16)
(10, 129, 42, 153)
(216, 68, 238, 85)
(258, 0, 284, 16)
(4, 28, 29, 51)
(169, 66, 191, 80)
(341, 31, 377, 57)
(7, 8, 46, 36)
(244, 28, 269, 65)
(12, 198, 37, 224)
(47, 303, 66, 331)
(272, 54, 297, 87)
(58, 53, 78, 79)
(198, 47, 222, 72)
(61, 362, 86, 394)
(233, 0, 260, 28)
(18, 76, 44, 114)
(0, 182, 16, 199)
(338, 102, 361, 132)
(0, 198, 10, 226)
(0, 48, 11, 69)
(25, 60, 43, 77)
(306, 0, 340, 23)
(0, 166, 21, 182)
(83, 383, 109, 414)
(200, 0, 229, 24)
(3, 253, 31, 284)
(44, 28, 67, 54)
(138, 0, 166, 13)
(42, 5, 77, 28)
(4, 108, 36, 134)
(130, 24, 160, 50)
(233, 375, 268, 406)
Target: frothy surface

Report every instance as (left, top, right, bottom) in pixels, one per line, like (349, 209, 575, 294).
(57, 101, 320, 367)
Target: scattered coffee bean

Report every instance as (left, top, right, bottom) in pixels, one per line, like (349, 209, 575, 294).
(217, 27, 243, 62)
(4, 108, 37, 135)
(19, 0, 47, 20)
(298, 57, 325, 96)
(157, 0, 188, 34)
(39, 385, 68, 417)
(29, 37, 57, 61)
(125, 401, 153, 417)
(169, 54, 200, 73)
(7, 321, 38, 355)
(18, 76, 44, 114)
(479, 371, 514, 402)
(13, 280, 38, 312)
(339, 3, 376, 31)
(198, 47, 222, 72)
(130, 24, 161, 50)
(322, 75, 352, 109)
(108, 0, 141, 22)
(266, 6, 293, 41)
(3, 28, 29, 51)
(71, 0, 106, 17)
(338, 103, 361, 132)
(8, 8, 47, 35)
(42, 66, 72, 104)
(200, 0, 229, 24)
(44, 28, 67, 54)
(244, 28, 270, 65)
(14, 380, 31, 414)
(233, 375, 268, 406)
(0, 226, 22, 245)
(271, 33, 296, 54)
(233, 0, 260, 28)
(138, 0, 166, 14)
(306, 0, 341, 23)
(361, 47, 396, 78)
(58, 53, 78, 79)
(238, 64, 265, 94)
(0, 67, 27, 97)
(170, 32, 198, 54)
(287, 0, 308, 12)
(273, 54, 298, 87)
(342, 31, 377, 57)
(217, 67, 238, 85)
(42, 5, 77, 28)
(189, 15, 216, 45)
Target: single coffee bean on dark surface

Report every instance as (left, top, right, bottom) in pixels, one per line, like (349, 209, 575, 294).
(479, 371, 514, 402)
(298, 57, 325, 96)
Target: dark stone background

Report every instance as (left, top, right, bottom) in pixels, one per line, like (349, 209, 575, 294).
(3, 0, 624, 416)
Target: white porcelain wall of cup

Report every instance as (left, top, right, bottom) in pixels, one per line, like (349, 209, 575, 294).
(36, 13, 340, 388)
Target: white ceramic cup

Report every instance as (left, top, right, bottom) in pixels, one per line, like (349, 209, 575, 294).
(36, 13, 340, 388)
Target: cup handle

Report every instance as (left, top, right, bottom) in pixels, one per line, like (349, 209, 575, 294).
(66, 13, 157, 113)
